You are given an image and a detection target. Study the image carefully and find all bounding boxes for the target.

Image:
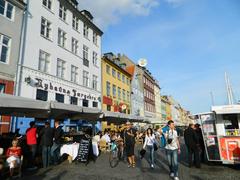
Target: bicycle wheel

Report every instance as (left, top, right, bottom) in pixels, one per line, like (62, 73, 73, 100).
(109, 149, 119, 168)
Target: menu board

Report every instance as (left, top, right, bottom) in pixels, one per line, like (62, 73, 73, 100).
(77, 139, 90, 162)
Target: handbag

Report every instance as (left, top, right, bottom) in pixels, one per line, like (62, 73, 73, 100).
(140, 149, 146, 159)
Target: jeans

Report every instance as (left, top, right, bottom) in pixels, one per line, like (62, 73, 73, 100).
(42, 146, 51, 168)
(166, 149, 178, 177)
(147, 145, 154, 165)
(51, 142, 61, 164)
(28, 144, 37, 167)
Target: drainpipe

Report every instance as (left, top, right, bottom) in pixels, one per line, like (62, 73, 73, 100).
(12, 0, 29, 132)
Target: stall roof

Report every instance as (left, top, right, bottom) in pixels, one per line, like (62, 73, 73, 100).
(212, 105, 240, 114)
(0, 93, 50, 118)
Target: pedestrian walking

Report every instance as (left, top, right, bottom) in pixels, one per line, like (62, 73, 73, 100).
(51, 120, 63, 165)
(39, 121, 54, 168)
(184, 124, 201, 168)
(124, 122, 136, 168)
(26, 121, 37, 169)
(143, 128, 156, 168)
(164, 120, 181, 180)
(195, 124, 205, 163)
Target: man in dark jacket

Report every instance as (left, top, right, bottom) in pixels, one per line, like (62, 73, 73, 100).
(40, 121, 54, 168)
(195, 124, 205, 162)
(51, 120, 63, 165)
(184, 124, 201, 168)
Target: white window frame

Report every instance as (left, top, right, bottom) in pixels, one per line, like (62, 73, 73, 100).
(56, 59, 65, 78)
(71, 37, 78, 54)
(93, 32, 97, 45)
(0, 34, 11, 64)
(41, 17, 51, 39)
(83, 24, 89, 39)
(38, 50, 50, 73)
(42, 0, 52, 10)
(58, 28, 66, 48)
(72, 15, 79, 31)
(92, 51, 97, 66)
(92, 75, 98, 90)
(0, 0, 15, 20)
(112, 84, 116, 97)
(106, 81, 111, 96)
(71, 65, 78, 83)
(112, 68, 116, 78)
(83, 70, 89, 87)
(59, 3, 67, 21)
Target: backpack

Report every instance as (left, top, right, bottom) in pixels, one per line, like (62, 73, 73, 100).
(160, 125, 169, 148)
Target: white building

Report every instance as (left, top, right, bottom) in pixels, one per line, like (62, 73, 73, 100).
(14, 0, 103, 132)
(154, 80, 162, 124)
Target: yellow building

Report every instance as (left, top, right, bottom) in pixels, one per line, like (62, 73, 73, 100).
(101, 53, 132, 130)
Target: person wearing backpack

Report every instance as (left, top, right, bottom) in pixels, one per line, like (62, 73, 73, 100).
(164, 120, 181, 180)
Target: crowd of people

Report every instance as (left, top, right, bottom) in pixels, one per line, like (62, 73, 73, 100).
(0, 119, 205, 180)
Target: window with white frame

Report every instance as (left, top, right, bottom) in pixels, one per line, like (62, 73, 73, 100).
(58, 28, 66, 47)
(118, 87, 121, 100)
(106, 81, 111, 96)
(83, 70, 89, 87)
(0, 34, 11, 63)
(122, 74, 125, 83)
(112, 68, 116, 78)
(38, 50, 50, 73)
(0, 0, 14, 20)
(72, 15, 79, 31)
(92, 51, 97, 66)
(106, 65, 110, 74)
(93, 32, 97, 45)
(71, 37, 78, 54)
(122, 89, 126, 101)
(117, 72, 121, 80)
(127, 91, 130, 102)
(59, 3, 67, 21)
(92, 75, 97, 90)
(71, 65, 78, 83)
(83, 45, 89, 67)
(83, 24, 89, 38)
(112, 84, 116, 97)
(40, 17, 51, 39)
(42, 0, 52, 10)
(56, 59, 65, 78)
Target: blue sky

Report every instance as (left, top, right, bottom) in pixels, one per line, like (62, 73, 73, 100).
(79, 0, 240, 113)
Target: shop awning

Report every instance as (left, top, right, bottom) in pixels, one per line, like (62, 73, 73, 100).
(70, 107, 102, 121)
(0, 93, 50, 118)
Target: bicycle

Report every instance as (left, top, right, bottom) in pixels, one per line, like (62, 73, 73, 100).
(109, 141, 124, 168)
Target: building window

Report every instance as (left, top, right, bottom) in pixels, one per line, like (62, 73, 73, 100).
(41, 17, 51, 39)
(58, 28, 66, 48)
(42, 0, 52, 10)
(117, 72, 121, 80)
(59, 3, 67, 21)
(92, 51, 97, 66)
(83, 70, 89, 87)
(82, 99, 88, 107)
(127, 91, 130, 102)
(92, 75, 97, 90)
(0, 34, 11, 64)
(83, 45, 89, 67)
(0, 0, 14, 20)
(93, 32, 97, 45)
(38, 50, 50, 73)
(122, 89, 126, 101)
(72, 15, 79, 31)
(93, 101, 98, 108)
(112, 69, 116, 78)
(71, 65, 78, 83)
(70, 96, 78, 105)
(118, 87, 121, 100)
(56, 93, 64, 103)
(36, 89, 48, 101)
(126, 78, 129, 85)
(0, 83, 5, 93)
(106, 81, 111, 96)
(83, 24, 89, 38)
(122, 75, 125, 83)
(106, 65, 110, 74)
(112, 84, 116, 97)
(56, 59, 65, 78)
(71, 37, 78, 54)
(107, 105, 111, 111)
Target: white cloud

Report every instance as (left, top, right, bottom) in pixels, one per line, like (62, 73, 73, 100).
(77, 0, 159, 30)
